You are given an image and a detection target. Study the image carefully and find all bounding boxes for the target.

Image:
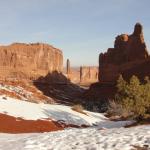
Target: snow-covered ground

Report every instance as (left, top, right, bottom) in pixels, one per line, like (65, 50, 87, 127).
(0, 94, 149, 150)
(0, 95, 132, 127)
(0, 83, 32, 101)
(0, 82, 53, 103)
(0, 125, 149, 150)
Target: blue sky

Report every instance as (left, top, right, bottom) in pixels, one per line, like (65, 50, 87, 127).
(0, 0, 150, 66)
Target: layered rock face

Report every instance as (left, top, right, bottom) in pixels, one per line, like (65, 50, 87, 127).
(80, 66, 98, 84)
(99, 23, 149, 82)
(65, 66, 98, 84)
(0, 43, 63, 80)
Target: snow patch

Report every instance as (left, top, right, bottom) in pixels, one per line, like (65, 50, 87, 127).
(0, 95, 133, 127)
(0, 125, 149, 150)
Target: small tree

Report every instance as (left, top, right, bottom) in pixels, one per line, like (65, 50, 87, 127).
(115, 75, 129, 102)
(142, 77, 150, 113)
(115, 75, 150, 120)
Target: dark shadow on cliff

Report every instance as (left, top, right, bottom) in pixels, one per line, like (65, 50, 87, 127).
(82, 82, 117, 112)
(33, 71, 85, 105)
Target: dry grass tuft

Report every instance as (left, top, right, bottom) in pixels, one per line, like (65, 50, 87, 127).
(72, 104, 87, 115)
(131, 145, 149, 150)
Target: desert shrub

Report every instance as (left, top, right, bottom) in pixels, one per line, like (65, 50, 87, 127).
(107, 100, 130, 118)
(72, 104, 84, 113)
(112, 75, 150, 120)
(84, 100, 108, 113)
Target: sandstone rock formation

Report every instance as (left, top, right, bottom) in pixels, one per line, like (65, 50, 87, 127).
(85, 23, 150, 103)
(99, 23, 149, 83)
(66, 59, 71, 75)
(80, 66, 98, 84)
(0, 43, 63, 80)
(64, 66, 98, 84)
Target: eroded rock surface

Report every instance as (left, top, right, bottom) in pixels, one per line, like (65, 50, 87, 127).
(65, 66, 98, 85)
(0, 43, 63, 80)
(99, 23, 149, 82)
(80, 66, 98, 84)
(85, 23, 150, 103)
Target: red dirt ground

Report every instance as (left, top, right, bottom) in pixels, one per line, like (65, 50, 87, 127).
(0, 113, 64, 133)
(0, 89, 22, 100)
(0, 80, 52, 103)
(0, 113, 88, 133)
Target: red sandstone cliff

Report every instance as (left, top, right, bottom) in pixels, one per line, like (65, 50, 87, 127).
(99, 23, 149, 83)
(0, 43, 63, 80)
(85, 23, 150, 102)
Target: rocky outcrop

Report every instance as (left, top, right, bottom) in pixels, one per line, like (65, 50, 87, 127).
(80, 66, 98, 84)
(85, 23, 150, 103)
(66, 59, 71, 75)
(65, 66, 98, 84)
(99, 23, 149, 82)
(0, 43, 63, 80)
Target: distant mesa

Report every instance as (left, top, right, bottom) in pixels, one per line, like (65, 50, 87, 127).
(65, 59, 98, 85)
(79, 66, 98, 84)
(0, 43, 63, 80)
(0, 41, 98, 86)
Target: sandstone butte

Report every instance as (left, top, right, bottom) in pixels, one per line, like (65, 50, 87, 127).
(0, 43, 63, 80)
(99, 22, 149, 83)
(85, 23, 150, 101)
